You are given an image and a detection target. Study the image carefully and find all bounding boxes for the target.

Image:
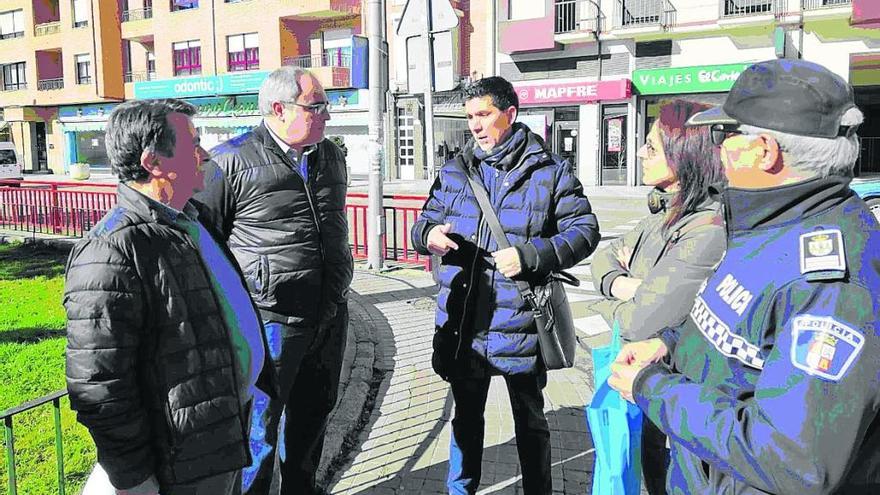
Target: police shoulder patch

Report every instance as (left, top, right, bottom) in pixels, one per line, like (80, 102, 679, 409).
(799, 229, 846, 276)
(790, 315, 864, 382)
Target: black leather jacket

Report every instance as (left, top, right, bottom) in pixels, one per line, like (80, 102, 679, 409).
(198, 123, 353, 326)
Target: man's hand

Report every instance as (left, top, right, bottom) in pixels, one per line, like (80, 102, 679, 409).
(492, 247, 522, 278)
(610, 275, 643, 301)
(608, 339, 668, 403)
(427, 223, 459, 257)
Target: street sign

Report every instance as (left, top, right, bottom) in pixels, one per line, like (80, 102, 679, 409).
(396, 0, 459, 38)
(406, 30, 459, 93)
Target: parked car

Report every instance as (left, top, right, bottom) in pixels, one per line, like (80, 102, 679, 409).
(851, 177, 880, 222)
(0, 142, 23, 180)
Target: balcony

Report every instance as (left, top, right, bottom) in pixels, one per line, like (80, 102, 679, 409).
(122, 8, 153, 21)
(802, 0, 850, 9)
(284, 53, 351, 88)
(852, 0, 880, 28)
(281, 0, 361, 19)
(614, 0, 676, 29)
(499, 12, 559, 55)
(37, 78, 64, 91)
(34, 22, 61, 36)
(555, 0, 603, 35)
(720, 0, 778, 19)
(1, 83, 27, 92)
(124, 70, 157, 82)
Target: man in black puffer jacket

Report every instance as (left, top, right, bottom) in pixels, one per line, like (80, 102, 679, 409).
(65, 99, 275, 495)
(197, 66, 352, 495)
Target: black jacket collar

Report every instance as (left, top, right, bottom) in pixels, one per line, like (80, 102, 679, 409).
(714, 175, 855, 233)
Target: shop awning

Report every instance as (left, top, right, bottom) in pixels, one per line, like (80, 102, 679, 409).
(61, 121, 106, 132)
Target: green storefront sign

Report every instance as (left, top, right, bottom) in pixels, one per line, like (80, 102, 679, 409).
(633, 63, 752, 95)
(134, 71, 271, 99)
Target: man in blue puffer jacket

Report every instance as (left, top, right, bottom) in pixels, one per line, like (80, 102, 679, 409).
(411, 76, 600, 495)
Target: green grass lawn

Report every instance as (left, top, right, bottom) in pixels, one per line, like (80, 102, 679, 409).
(0, 242, 94, 495)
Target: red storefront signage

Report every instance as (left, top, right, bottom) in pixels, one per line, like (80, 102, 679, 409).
(513, 79, 632, 106)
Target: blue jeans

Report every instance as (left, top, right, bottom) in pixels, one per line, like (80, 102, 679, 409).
(447, 373, 552, 495)
(242, 303, 348, 495)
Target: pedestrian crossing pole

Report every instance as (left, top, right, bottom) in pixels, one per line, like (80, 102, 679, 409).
(367, 0, 386, 271)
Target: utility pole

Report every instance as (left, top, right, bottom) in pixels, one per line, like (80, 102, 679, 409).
(423, 0, 436, 179)
(367, 0, 386, 271)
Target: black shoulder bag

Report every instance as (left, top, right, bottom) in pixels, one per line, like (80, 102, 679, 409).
(463, 164, 580, 370)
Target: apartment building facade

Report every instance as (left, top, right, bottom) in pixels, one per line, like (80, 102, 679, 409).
(0, 0, 374, 176)
(496, 0, 880, 186)
(384, 0, 880, 186)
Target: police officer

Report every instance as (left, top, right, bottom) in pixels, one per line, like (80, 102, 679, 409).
(608, 59, 880, 494)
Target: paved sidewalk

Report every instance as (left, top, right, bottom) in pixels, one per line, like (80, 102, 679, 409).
(327, 269, 598, 495)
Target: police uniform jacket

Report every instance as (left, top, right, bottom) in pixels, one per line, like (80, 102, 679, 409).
(633, 175, 880, 494)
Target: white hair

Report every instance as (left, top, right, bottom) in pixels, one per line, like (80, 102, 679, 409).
(739, 107, 864, 178)
(258, 66, 308, 116)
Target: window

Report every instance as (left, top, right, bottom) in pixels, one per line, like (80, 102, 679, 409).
(72, 0, 89, 27)
(322, 29, 352, 68)
(147, 51, 156, 79)
(173, 40, 201, 76)
(0, 10, 25, 39)
(227, 33, 259, 72)
(75, 54, 91, 84)
(1, 62, 26, 91)
(171, 0, 198, 11)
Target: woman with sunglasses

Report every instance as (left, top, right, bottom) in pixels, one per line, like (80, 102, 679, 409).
(588, 99, 727, 495)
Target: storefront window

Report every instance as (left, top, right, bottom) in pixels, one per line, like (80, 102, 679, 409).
(75, 131, 109, 169)
(601, 105, 628, 185)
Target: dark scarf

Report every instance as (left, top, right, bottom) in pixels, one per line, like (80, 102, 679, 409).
(472, 122, 530, 172)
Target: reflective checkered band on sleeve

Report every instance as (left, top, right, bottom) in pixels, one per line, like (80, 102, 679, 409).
(690, 296, 765, 370)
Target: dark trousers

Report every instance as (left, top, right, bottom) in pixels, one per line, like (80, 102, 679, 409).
(447, 373, 552, 495)
(165, 470, 241, 495)
(242, 303, 348, 495)
(641, 416, 670, 495)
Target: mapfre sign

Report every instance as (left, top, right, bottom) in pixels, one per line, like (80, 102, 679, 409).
(513, 79, 632, 106)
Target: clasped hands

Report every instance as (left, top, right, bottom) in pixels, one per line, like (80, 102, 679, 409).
(427, 223, 522, 278)
(608, 339, 668, 403)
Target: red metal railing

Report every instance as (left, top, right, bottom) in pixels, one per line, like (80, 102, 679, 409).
(0, 180, 432, 270)
(0, 180, 117, 237)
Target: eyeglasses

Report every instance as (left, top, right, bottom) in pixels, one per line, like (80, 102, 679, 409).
(710, 124, 744, 146)
(282, 101, 331, 114)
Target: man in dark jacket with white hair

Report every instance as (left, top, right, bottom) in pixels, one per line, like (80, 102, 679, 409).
(198, 66, 352, 495)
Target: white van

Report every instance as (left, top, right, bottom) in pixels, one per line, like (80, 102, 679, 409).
(0, 142, 23, 180)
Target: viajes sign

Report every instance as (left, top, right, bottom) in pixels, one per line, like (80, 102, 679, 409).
(633, 63, 752, 95)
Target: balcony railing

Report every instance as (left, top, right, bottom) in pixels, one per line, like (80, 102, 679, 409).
(124, 70, 157, 82)
(720, 0, 778, 18)
(801, 0, 850, 9)
(284, 52, 352, 69)
(37, 78, 64, 91)
(34, 22, 61, 37)
(1, 83, 27, 92)
(122, 7, 154, 21)
(555, 0, 603, 34)
(614, 0, 676, 28)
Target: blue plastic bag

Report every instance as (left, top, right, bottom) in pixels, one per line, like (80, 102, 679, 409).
(586, 321, 643, 495)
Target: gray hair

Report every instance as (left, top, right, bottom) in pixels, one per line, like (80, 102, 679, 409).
(105, 98, 197, 182)
(258, 66, 308, 116)
(739, 107, 864, 178)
